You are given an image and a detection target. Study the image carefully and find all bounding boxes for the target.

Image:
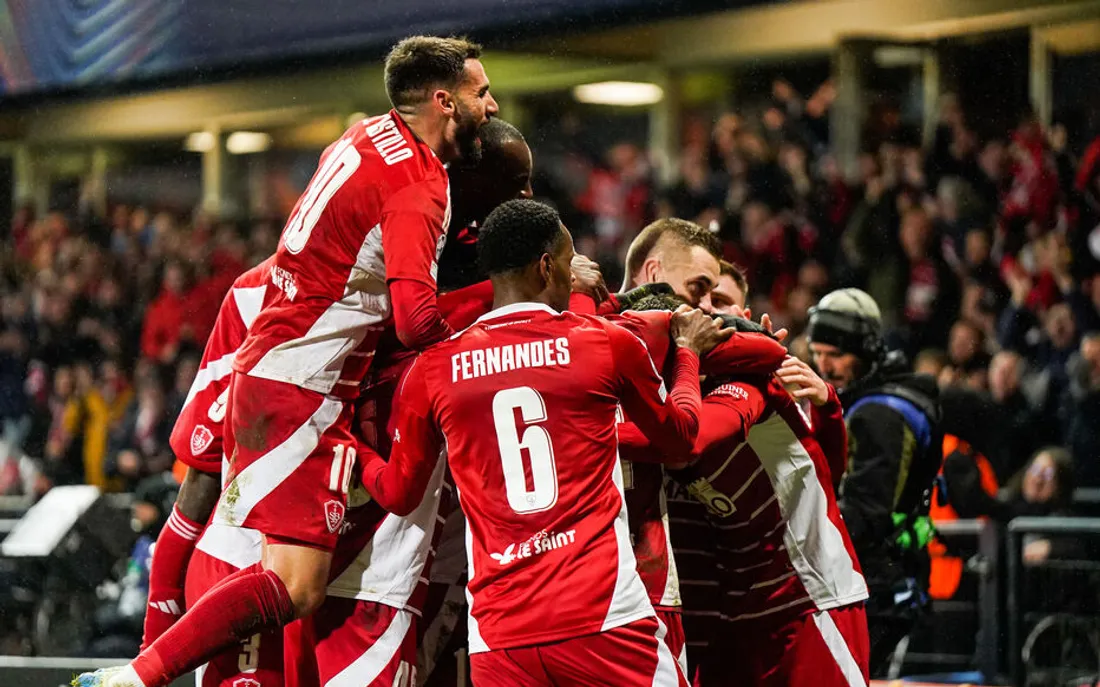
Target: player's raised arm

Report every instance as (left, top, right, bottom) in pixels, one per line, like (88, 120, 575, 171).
(383, 182, 455, 349)
(360, 357, 445, 516)
(609, 311, 707, 459)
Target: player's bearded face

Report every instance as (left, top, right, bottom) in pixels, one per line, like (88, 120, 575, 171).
(453, 97, 484, 164)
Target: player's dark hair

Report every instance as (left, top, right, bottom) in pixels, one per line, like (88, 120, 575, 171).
(384, 36, 483, 110)
(478, 199, 563, 276)
(454, 119, 526, 171)
(630, 292, 689, 312)
(720, 260, 749, 299)
(624, 218, 721, 286)
(481, 119, 525, 155)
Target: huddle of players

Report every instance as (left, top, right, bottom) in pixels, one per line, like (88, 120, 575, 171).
(76, 34, 870, 687)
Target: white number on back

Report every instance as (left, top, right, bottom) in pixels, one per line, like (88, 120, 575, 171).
(493, 386, 558, 514)
(329, 443, 356, 496)
(282, 138, 361, 254)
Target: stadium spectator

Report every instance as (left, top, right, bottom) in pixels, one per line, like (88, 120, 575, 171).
(1062, 332, 1100, 486)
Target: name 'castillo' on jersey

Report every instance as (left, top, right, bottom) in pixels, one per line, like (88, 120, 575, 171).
(362, 303, 706, 653)
(670, 376, 867, 624)
(233, 111, 451, 398)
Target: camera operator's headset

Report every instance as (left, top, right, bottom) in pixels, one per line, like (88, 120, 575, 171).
(805, 289, 885, 368)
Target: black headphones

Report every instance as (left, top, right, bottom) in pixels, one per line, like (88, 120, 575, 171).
(806, 305, 884, 362)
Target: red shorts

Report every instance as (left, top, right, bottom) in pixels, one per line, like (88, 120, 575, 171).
(470, 616, 688, 687)
(302, 597, 417, 687)
(217, 373, 356, 550)
(185, 549, 317, 687)
(657, 608, 688, 676)
(695, 604, 870, 687)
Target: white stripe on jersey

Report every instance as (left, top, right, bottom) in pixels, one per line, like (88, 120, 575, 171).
(601, 450, 657, 633)
(212, 397, 343, 527)
(326, 456, 447, 607)
(182, 352, 236, 409)
(233, 285, 267, 329)
(324, 608, 414, 687)
(749, 413, 868, 610)
(813, 609, 869, 687)
(248, 224, 389, 394)
(652, 616, 686, 686)
(196, 522, 263, 570)
(656, 488, 681, 608)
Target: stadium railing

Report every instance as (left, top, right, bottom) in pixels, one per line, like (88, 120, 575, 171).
(1005, 516, 1100, 687)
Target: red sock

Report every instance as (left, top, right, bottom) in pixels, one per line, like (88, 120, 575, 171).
(132, 568, 295, 687)
(142, 506, 203, 649)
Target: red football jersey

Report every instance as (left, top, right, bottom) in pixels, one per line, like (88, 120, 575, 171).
(362, 302, 703, 652)
(609, 313, 789, 612)
(234, 111, 451, 399)
(170, 258, 272, 473)
(669, 377, 867, 623)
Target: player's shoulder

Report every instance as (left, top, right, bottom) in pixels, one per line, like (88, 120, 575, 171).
(233, 257, 274, 289)
(348, 112, 447, 192)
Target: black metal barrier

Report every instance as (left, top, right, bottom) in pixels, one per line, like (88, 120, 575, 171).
(1006, 517, 1100, 687)
(920, 518, 1001, 681)
(0, 657, 191, 687)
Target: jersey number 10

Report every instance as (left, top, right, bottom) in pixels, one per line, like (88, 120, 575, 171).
(282, 137, 362, 254)
(493, 386, 558, 514)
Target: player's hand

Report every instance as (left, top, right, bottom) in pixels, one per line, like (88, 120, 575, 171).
(774, 356, 829, 406)
(759, 313, 789, 343)
(570, 255, 610, 305)
(671, 305, 733, 356)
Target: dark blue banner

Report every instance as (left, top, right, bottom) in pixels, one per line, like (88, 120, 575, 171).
(0, 0, 738, 97)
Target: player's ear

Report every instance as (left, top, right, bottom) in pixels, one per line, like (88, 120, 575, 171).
(641, 257, 661, 284)
(433, 88, 456, 117)
(539, 253, 554, 285)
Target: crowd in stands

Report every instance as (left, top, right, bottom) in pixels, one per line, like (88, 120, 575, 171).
(1, 78, 1099, 537)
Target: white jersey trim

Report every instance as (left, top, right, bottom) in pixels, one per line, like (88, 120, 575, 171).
(602, 448, 658, 633)
(749, 413, 868, 610)
(326, 456, 447, 608)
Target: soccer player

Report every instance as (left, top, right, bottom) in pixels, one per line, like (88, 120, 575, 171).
(610, 218, 723, 669)
(706, 260, 749, 317)
(623, 330, 871, 686)
(362, 199, 725, 686)
(304, 120, 537, 687)
(78, 35, 497, 687)
(621, 218, 722, 309)
(437, 118, 533, 292)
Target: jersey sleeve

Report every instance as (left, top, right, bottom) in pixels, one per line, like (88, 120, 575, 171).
(382, 180, 454, 349)
(693, 382, 769, 463)
(438, 280, 494, 331)
(701, 331, 787, 377)
(810, 384, 848, 492)
(607, 322, 701, 460)
(360, 356, 446, 516)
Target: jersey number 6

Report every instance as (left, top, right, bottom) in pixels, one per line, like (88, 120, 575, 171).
(282, 137, 362, 254)
(493, 386, 558, 514)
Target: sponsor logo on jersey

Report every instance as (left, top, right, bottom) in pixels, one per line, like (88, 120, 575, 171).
(686, 477, 737, 518)
(324, 500, 346, 533)
(190, 425, 215, 456)
(269, 265, 298, 301)
(489, 528, 577, 566)
(232, 678, 261, 687)
(709, 383, 749, 401)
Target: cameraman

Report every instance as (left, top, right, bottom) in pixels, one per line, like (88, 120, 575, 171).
(807, 288, 944, 677)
